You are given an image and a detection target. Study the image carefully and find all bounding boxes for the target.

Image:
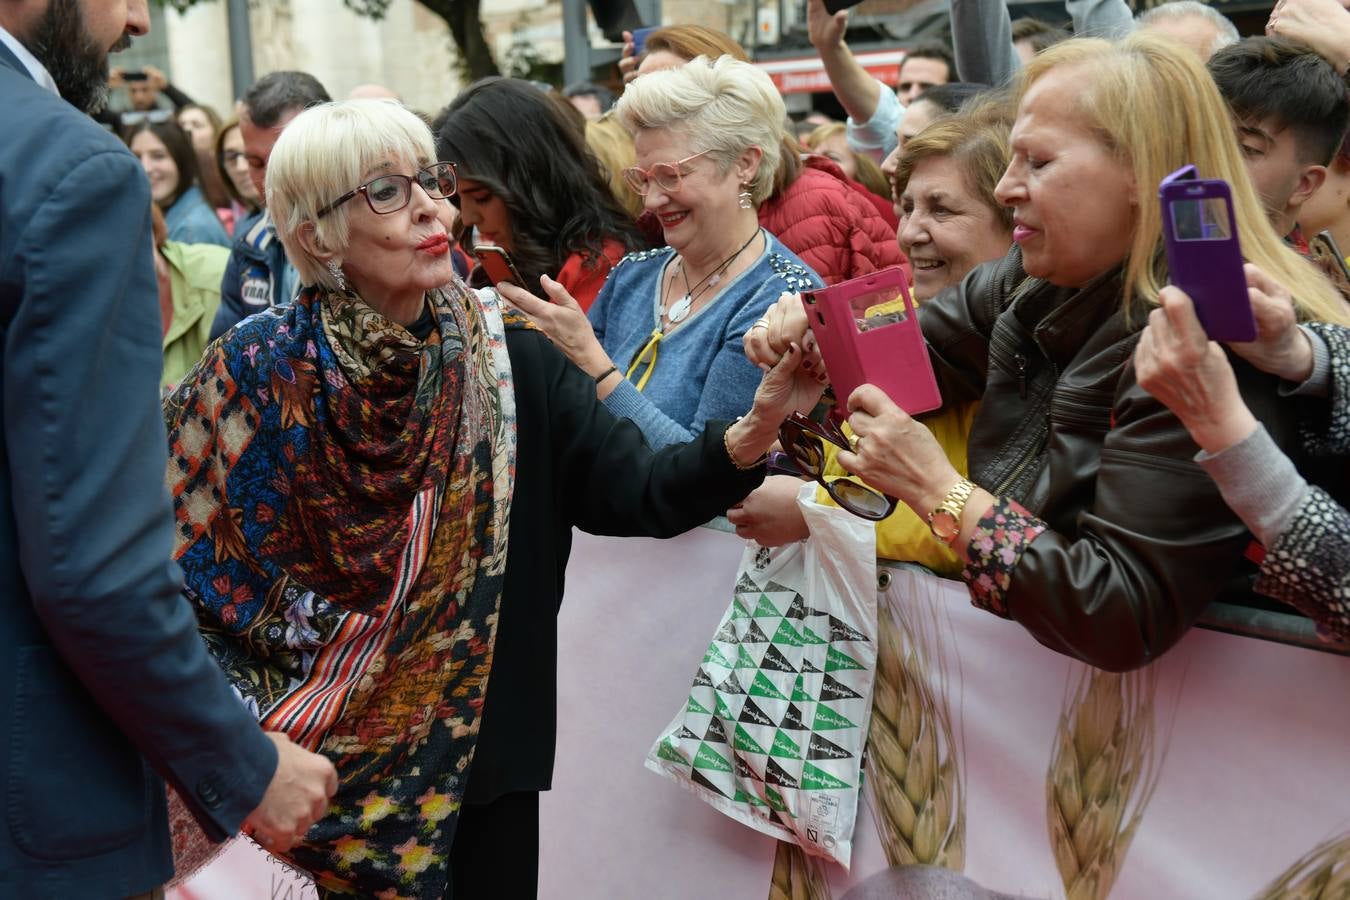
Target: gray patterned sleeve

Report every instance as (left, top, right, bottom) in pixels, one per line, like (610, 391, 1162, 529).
(1300, 323, 1350, 456)
(1255, 486, 1350, 645)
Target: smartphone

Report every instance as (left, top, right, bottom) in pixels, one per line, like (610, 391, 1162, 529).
(822, 0, 867, 14)
(123, 69, 148, 82)
(1159, 165, 1256, 342)
(801, 265, 942, 418)
(630, 26, 659, 56)
(473, 244, 526, 290)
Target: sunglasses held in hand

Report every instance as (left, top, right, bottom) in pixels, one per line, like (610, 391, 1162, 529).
(774, 412, 897, 521)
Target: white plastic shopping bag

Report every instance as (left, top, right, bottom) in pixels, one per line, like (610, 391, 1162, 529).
(646, 484, 878, 866)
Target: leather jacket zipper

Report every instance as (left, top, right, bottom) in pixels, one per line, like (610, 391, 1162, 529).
(1015, 353, 1028, 399)
(993, 419, 1048, 496)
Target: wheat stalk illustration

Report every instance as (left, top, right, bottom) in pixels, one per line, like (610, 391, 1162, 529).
(1253, 831, 1350, 899)
(1047, 665, 1163, 900)
(864, 582, 965, 869)
(768, 839, 833, 900)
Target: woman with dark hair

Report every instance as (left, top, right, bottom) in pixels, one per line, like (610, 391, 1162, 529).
(126, 119, 231, 247)
(436, 78, 647, 310)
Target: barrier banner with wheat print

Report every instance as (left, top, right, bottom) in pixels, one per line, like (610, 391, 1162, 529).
(647, 487, 878, 867)
(1047, 665, 1165, 900)
(866, 567, 966, 871)
(1255, 830, 1350, 899)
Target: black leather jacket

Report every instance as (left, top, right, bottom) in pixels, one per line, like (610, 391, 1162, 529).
(919, 247, 1301, 671)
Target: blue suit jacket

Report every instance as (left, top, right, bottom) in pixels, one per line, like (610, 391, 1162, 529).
(0, 43, 276, 897)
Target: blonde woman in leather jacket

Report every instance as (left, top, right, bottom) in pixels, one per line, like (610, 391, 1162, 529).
(746, 34, 1350, 672)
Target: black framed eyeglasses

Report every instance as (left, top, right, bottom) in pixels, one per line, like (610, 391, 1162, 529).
(775, 412, 898, 521)
(316, 161, 458, 219)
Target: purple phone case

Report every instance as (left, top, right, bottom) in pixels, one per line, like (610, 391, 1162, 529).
(1160, 165, 1257, 342)
(801, 266, 942, 418)
(631, 26, 658, 55)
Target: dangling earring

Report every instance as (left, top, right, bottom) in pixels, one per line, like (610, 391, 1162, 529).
(326, 259, 347, 291)
(738, 183, 753, 210)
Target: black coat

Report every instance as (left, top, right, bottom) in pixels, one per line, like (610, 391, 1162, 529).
(465, 324, 765, 802)
(920, 246, 1301, 672)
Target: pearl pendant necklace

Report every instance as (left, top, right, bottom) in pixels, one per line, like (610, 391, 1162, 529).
(667, 271, 723, 324)
(662, 228, 757, 327)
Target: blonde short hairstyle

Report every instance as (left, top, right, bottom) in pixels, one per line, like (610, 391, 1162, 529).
(1019, 34, 1350, 326)
(615, 55, 784, 204)
(265, 98, 439, 289)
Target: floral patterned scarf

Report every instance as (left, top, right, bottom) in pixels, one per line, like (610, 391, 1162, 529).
(163, 276, 517, 897)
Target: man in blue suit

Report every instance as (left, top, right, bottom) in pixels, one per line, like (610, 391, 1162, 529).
(0, 2, 338, 897)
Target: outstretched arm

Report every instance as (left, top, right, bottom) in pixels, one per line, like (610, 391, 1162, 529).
(808, 0, 885, 126)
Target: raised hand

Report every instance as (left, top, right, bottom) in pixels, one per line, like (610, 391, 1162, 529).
(808, 0, 849, 51)
(1134, 287, 1257, 455)
(1228, 263, 1315, 383)
(619, 30, 642, 85)
(1268, 0, 1350, 72)
(743, 292, 814, 370)
(496, 276, 614, 378)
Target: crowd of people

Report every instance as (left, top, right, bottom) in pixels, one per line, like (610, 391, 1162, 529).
(2, 0, 1349, 896)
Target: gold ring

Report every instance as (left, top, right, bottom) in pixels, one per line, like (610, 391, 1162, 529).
(752, 320, 770, 330)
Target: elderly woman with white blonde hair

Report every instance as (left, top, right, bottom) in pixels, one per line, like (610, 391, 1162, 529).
(160, 98, 822, 897)
(500, 55, 824, 450)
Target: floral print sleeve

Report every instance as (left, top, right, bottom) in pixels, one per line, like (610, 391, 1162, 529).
(961, 496, 1049, 618)
(1255, 485, 1350, 645)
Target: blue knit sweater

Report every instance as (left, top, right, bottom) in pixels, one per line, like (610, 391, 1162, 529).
(589, 230, 822, 449)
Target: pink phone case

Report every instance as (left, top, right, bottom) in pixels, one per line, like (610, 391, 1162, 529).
(801, 266, 942, 417)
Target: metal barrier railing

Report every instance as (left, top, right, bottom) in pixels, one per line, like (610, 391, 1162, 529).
(702, 518, 1350, 659)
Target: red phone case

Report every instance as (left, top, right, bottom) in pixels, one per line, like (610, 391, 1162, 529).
(473, 245, 525, 289)
(801, 266, 942, 417)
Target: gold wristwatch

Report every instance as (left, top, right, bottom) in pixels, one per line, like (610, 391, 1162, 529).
(928, 478, 977, 546)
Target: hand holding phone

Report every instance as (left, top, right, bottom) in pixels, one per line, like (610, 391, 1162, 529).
(630, 26, 659, 56)
(1159, 165, 1257, 342)
(473, 244, 527, 291)
(801, 266, 941, 418)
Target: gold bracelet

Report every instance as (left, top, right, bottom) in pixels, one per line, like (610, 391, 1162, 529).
(723, 417, 768, 471)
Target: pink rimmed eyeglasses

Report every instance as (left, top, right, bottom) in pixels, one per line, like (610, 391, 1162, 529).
(622, 149, 712, 196)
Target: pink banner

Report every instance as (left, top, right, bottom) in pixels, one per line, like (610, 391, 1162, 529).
(175, 527, 1350, 899)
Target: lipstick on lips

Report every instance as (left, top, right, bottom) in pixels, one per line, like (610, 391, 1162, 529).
(417, 233, 450, 256)
(1012, 220, 1037, 243)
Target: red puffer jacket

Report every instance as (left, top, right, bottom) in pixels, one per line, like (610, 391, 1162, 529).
(758, 154, 909, 286)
